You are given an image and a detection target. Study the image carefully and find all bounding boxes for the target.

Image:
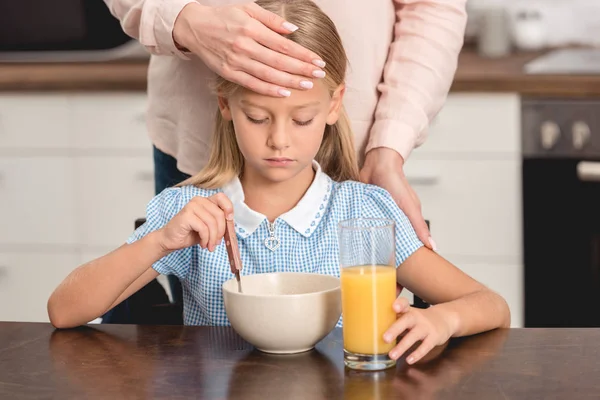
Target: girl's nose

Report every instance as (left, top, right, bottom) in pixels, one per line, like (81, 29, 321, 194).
(266, 121, 291, 150)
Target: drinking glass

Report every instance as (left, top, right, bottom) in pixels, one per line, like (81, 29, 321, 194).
(338, 218, 397, 371)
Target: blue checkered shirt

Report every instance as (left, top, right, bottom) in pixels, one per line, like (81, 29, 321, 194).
(127, 163, 423, 326)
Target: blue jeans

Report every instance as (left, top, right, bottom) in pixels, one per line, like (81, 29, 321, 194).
(102, 146, 190, 324)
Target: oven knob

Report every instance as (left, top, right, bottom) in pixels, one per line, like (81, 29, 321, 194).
(572, 121, 591, 150)
(540, 121, 560, 150)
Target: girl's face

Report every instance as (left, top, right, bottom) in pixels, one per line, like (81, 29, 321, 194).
(218, 81, 344, 184)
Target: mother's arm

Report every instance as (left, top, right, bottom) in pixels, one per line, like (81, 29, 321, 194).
(360, 0, 467, 248)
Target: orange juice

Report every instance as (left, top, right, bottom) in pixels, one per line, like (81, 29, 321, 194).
(341, 265, 397, 355)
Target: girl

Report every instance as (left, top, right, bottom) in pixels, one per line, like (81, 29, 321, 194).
(48, 0, 509, 365)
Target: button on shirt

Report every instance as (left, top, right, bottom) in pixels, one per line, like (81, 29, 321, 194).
(127, 162, 423, 326)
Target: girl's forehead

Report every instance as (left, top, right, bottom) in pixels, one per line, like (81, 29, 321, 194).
(235, 82, 331, 110)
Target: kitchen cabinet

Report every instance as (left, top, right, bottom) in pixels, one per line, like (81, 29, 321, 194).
(404, 158, 521, 259)
(0, 92, 152, 322)
(410, 93, 523, 327)
(0, 157, 77, 246)
(70, 93, 149, 151)
(75, 155, 154, 249)
(0, 251, 79, 322)
(0, 94, 70, 149)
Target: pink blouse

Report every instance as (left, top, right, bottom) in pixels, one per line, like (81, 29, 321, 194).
(104, 0, 467, 175)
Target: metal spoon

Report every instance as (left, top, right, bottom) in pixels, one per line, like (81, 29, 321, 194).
(224, 218, 243, 293)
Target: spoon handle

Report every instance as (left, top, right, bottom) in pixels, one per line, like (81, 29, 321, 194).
(224, 219, 243, 276)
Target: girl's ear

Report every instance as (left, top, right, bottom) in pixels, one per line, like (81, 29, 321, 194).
(218, 96, 233, 121)
(326, 84, 346, 125)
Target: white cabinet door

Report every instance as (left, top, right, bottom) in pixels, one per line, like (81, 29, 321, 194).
(420, 93, 521, 155)
(0, 94, 70, 149)
(0, 157, 77, 245)
(0, 252, 79, 322)
(404, 158, 521, 259)
(456, 261, 523, 328)
(70, 93, 151, 150)
(75, 155, 155, 248)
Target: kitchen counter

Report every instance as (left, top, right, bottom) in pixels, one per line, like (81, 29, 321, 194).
(2, 48, 600, 96)
(453, 49, 600, 97)
(0, 61, 148, 91)
(2, 322, 600, 399)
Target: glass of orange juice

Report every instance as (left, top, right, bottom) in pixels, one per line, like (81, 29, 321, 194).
(338, 218, 397, 371)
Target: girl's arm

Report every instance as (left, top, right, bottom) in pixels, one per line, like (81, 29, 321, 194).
(398, 247, 511, 337)
(47, 232, 165, 329)
(383, 247, 510, 365)
(47, 192, 234, 329)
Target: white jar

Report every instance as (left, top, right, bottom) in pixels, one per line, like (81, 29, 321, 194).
(512, 10, 546, 51)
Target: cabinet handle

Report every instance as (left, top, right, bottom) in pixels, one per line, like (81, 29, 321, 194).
(577, 161, 600, 182)
(135, 171, 154, 182)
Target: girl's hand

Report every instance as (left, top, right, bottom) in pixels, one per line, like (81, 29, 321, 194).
(383, 297, 455, 365)
(158, 193, 234, 253)
(173, 2, 325, 97)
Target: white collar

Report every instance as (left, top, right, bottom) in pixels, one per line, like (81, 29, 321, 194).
(221, 161, 332, 238)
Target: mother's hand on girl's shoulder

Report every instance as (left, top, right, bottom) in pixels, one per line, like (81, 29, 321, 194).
(360, 147, 435, 251)
(157, 193, 234, 253)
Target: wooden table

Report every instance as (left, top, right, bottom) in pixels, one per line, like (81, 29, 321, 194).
(1, 322, 599, 399)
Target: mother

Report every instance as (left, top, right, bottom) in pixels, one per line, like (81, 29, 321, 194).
(103, 0, 467, 318)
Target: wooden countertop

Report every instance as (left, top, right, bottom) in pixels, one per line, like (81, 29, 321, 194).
(0, 61, 148, 91)
(3, 322, 600, 399)
(2, 48, 600, 96)
(452, 49, 600, 97)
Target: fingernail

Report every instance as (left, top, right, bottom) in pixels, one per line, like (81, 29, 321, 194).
(299, 80, 313, 89)
(282, 22, 299, 32)
(278, 89, 291, 97)
(312, 59, 326, 68)
(383, 333, 392, 343)
(407, 356, 415, 364)
(312, 70, 326, 78)
(390, 351, 398, 360)
(227, 214, 234, 221)
(429, 236, 438, 252)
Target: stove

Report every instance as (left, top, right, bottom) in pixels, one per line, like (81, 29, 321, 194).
(522, 98, 600, 327)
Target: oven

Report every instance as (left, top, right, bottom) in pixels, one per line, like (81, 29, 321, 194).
(522, 98, 600, 327)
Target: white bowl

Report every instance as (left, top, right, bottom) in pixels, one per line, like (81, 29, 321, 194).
(222, 272, 341, 354)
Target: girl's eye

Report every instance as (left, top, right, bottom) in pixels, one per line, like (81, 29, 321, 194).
(246, 115, 268, 124)
(294, 119, 314, 126)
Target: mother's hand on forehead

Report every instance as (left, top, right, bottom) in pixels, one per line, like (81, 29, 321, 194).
(173, 2, 326, 98)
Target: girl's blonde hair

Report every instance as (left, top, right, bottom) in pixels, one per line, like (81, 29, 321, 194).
(181, 0, 359, 189)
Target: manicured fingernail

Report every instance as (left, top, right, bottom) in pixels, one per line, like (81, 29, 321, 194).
(429, 236, 438, 252)
(312, 70, 326, 78)
(282, 22, 299, 32)
(407, 356, 415, 364)
(312, 59, 326, 68)
(278, 89, 291, 97)
(299, 80, 313, 89)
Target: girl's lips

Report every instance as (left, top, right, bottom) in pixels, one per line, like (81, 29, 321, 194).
(265, 158, 294, 166)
